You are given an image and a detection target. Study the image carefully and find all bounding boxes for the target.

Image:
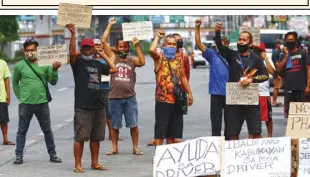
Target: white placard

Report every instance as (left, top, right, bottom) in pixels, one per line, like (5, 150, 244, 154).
(298, 138, 310, 177)
(153, 136, 223, 177)
(223, 137, 291, 177)
(286, 102, 310, 138)
(37, 44, 67, 66)
(122, 21, 154, 41)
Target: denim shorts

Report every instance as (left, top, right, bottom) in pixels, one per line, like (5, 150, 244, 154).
(109, 95, 138, 129)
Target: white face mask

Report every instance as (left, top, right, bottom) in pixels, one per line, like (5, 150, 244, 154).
(25, 51, 37, 60)
(81, 54, 93, 61)
(280, 44, 284, 50)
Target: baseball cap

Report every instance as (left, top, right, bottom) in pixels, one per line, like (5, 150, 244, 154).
(80, 38, 94, 47)
(253, 42, 266, 52)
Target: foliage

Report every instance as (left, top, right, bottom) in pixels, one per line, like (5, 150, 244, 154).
(0, 16, 19, 51)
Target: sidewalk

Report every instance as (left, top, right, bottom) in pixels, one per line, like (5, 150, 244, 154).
(0, 122, 155, 177)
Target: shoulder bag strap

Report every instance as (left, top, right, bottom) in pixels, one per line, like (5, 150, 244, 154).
(24, 60, 48, 88)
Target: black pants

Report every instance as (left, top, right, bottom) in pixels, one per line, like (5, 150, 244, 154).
(210, 95, 229, 140)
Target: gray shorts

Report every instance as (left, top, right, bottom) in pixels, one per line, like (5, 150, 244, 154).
(74, 108, 106, 141)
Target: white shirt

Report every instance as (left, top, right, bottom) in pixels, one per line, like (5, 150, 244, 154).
(259, 60, 270, 96)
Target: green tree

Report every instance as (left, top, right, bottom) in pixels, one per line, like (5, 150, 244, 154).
(0, 16, 19, 51)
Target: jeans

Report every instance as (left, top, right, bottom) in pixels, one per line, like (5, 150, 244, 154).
(210, 95, 229, 140)
(15, 103, 56, 157)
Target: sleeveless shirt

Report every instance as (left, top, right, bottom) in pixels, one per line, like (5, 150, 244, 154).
(109, 54, 136, 99)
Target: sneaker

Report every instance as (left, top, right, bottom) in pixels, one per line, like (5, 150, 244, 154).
(13, 157, 23, 165)
(50, 155, 62, 163)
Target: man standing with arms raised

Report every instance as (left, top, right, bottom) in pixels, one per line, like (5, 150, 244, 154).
(101, 17, 145, 156)
(215, 22, 269, 140)
(195, 18, 230, 140)
(66, 24, 117, 173)
(149, 31, 193, 147)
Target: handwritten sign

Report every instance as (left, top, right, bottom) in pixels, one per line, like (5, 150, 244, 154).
(298, 138, 310, 177)
(286, 102, 310, 138)
(37, 44, 67, 66)
(122, 21, 154, 41)
(57, 3, 92, 28)
(153, 137, 223, 177)
(239, 27, 260, 46)
(226, 82, 259, 105)
(223, 137, 291, 177)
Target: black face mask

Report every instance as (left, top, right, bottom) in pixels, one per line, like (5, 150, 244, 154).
(177, 40, 183, 49)
(284, 41, 296, 50)
(237, 44, 250, 53)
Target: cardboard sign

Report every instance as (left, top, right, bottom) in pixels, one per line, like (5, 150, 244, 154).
(239, 27, 260, 46)
(57, 3, 92, 28)
(223, 137, 291, 177)
(37, 44, 67, 66)
(122, 21, 154, 41)
(226, 82, 259, 105)
(298, 138, 310, 177)
(153, 137, 223, 177)
(286, 102, 310, 138)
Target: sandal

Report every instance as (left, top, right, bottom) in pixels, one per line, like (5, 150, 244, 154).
(91, 164, 108, 171)
(73, 167, 84, 173)
(106, 150, 118, 155)
(133, 151, 143, 155)
(147, 140, 155, 146)
(3, 141, 15, 145)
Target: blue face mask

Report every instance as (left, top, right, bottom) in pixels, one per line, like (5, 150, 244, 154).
(81, 54, 94, 61)
(162, 47, 177, 60)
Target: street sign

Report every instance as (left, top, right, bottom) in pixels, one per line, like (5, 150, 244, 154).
(169, 15, 184, 23)
(132, 16, 149, 22)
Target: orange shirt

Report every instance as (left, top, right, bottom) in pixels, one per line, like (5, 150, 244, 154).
(155, 55, 182, 104)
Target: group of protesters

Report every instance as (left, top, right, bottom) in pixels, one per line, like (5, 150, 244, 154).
(0, 16, 309, 173)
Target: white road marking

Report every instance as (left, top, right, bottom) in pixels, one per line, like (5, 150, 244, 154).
(38, 133, 44, 136)
(66, 136, 73, 139)
(55, 124, 63, 128)
(25, 140, 36, 146)
(57, 87, 69, 92)
(65, 118, 73, 122)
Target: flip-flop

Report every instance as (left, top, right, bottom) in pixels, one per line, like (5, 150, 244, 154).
(133, 151, 143, 155)
(106, 150, 118, 155)
(73, 167, 84, 173)
(91, 164, 108, 171)
(147, 141, 155, 146)
(3, 141, 15, 145)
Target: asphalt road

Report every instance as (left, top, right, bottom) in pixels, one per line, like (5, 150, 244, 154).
(0, 56, 287, 177)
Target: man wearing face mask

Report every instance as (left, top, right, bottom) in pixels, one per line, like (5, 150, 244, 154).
(101, 17, 145, 156)
(149, 31, 193, 147)
(195, 18, 230, 140)
(276, 31, 310, 119)
(66, 24, 117, 173)
(215, 22, 269, 140)
(12, 39, 62, 165)
(146, 33, 190, 146)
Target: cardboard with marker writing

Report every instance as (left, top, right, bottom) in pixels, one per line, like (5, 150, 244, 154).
(298, 138, 310, 177)
(153, 136, 224, 177)
(122, 21, 154, 41)
(37, 44, 68, 66)
(286, 102, 310, 138)
(57, 3, 93, 28)
(226, 82, 259, 105)
(222, 137, 291, 177)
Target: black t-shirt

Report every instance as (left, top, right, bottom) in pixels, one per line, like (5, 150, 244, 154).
(71, 57, 110, 109)
(281, 49, 310, 91)
(215, 32, 269, 83)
